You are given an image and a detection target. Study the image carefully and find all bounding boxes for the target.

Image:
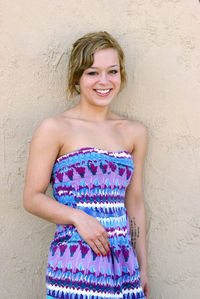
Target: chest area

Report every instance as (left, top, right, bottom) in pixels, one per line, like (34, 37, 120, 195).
(51, 148, 134, 188)
(62, 121, 130, 152)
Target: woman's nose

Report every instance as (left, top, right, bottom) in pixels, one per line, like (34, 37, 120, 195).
(98, 72, 109, 84)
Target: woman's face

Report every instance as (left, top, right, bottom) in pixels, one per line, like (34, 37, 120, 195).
(79, 48, 121, 106)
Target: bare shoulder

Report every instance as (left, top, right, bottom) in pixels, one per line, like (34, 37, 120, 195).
(33, 114, 67, 139)
(123, 118, 148, 153)
(126, 119, 148, 136)
(27, 116, 65, 168)
(111, 111, 147, 133)
(30, 116, 63, 156)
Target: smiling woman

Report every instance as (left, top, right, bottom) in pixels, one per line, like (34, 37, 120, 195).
(78, 48, 121, 106)
(67, 31, 126, 97)
(23, 31, 150, 299)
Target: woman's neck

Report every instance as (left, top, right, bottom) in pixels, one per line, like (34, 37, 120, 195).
(73, 101, 113, 122)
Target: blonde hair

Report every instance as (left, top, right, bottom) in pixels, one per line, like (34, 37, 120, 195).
(67, 31, 126, 96)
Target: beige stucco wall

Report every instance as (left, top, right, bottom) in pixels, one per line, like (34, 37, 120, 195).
(1, 0, 200, 298)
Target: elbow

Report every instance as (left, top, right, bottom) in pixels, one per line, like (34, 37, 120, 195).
(23, 190, 35, 214)
(125, 192, 145, 210)
(23, 193, 30, 213)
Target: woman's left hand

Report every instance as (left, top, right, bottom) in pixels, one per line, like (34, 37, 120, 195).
(140, 269, 150, 299)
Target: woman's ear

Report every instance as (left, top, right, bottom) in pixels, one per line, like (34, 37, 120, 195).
(75, 82, 80, 94)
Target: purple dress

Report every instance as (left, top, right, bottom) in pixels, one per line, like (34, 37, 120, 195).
(46, 147, 145, 299)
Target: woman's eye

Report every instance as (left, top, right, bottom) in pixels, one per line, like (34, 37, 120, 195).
(87, 70, 118, 75)
(88, 72, 97, 75)
(110, 70, 118, 74)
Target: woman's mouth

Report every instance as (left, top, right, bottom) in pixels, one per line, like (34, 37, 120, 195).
(94, 89, 112, 96)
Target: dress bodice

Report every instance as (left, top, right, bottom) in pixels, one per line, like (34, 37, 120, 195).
(50, 146, 134, 251)
(51, 146, 134, 210)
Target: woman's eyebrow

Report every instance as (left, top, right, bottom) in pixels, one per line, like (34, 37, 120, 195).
(89, 64, 120, 69)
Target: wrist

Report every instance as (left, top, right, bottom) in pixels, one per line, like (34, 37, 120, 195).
(70, 208, 84, 227)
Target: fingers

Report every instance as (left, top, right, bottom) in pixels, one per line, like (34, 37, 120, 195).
(88, 240, 102, 256)
(76, 213, 111, 256)
(97, 234, 110, 255)
(102, 230, 109, 243)
(95, 240, 106, 256)
(87, 232, 110, 257)
(91, 239, 110, 256)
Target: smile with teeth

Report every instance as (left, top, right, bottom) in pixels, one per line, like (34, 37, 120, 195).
(94, 89, 112, 95)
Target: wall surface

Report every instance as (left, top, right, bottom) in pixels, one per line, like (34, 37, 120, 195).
(1, 0, 200, 298)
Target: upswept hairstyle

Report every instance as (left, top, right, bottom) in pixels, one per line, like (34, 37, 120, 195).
(67, 31, 127, 96)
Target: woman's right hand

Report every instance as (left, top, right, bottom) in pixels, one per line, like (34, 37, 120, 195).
(74, 209, 110, 257)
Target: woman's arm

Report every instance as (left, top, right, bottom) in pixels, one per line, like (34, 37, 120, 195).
(125, 122, 150, 298)
(23, 117, 78, 224)
(23, 118, 110, 256)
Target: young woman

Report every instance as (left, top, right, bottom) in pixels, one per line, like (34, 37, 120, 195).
(23, 31, 150, 299)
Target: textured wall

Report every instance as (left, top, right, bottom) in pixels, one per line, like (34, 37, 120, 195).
(1, 0, 200, 298)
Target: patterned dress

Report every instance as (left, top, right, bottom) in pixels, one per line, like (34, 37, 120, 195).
(46, 147, 145, 299)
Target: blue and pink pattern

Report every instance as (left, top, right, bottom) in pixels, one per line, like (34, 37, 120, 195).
(46, 147, 145, 299)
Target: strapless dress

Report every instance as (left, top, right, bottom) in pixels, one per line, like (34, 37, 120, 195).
(46, 147, 145, 299)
